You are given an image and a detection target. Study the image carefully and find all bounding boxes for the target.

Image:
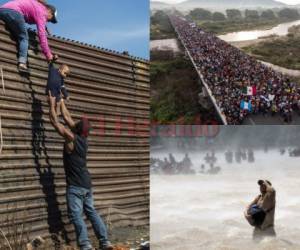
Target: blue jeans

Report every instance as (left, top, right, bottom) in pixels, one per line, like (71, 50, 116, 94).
(0, 8, 28, 64)
(67, 185, 110, 250)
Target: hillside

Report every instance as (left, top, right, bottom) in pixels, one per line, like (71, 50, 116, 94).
(177, 0, 287, 10)
(151, 0, 288, 11)
(151, 1, 172, 10)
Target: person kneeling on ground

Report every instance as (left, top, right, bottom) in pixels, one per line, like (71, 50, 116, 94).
(46, 59, 70, 115)
(244, 180, 276, 239)
(0, 0, 58, 73)
(48, 92, 114, 250)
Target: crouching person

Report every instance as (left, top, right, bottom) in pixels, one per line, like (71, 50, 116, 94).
(48, 92, 113, 250)
(0, 0, 58, 73)
(244, 180, 276, 240)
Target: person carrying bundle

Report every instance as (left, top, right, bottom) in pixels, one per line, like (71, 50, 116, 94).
(244, 180, 276, 239)
(0, 0, 58, 73)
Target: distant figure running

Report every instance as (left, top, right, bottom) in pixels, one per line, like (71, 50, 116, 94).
(0, 0, 58, 73)
(48, 92, 113, 250)
(244, 180, 276, 239)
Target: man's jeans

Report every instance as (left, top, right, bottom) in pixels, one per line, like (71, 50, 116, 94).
(67, 185, 110, 250)
(0, 8, 28, 64)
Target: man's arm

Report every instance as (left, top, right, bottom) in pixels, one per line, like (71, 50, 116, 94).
(246, 195, 260, 212)
(61, 99, 76, 129)
(261, 182, 276, 212)
(48, 91, 74, 150)
(36, 17, 53, 61)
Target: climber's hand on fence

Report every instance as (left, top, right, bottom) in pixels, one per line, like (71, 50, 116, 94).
(52, 54, 59, 62)
(46, 26, 51, 36)
(48, 54, 58, 64)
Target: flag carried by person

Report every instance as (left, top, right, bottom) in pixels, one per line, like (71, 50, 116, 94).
(268, 94, 275, 102)
(240, 100, 252, 112)
(243, 86, 257, 96)
(260, 95, 270, 103)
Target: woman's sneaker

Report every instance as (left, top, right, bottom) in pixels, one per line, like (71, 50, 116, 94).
(18, 63, 30, 74)
(101, 243, 114, 250)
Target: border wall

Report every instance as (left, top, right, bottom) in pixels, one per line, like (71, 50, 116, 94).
(0, 21, 150, 245)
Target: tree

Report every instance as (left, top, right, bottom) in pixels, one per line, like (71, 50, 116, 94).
(189, 8, 212, 21)
(151, 10, 168, 26)
(260, 10, 276, 20)
(212, 12, 226, 22)
(151, 10, 173, 32)
(278, 8, 300, 20)
(226, 9, 242, 20)
(245, 9, 259, 20)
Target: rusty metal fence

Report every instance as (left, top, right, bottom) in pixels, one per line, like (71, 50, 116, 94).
(0, 21, 149, 245)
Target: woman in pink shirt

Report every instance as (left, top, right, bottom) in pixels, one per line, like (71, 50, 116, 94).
(0, 0, 58, 73)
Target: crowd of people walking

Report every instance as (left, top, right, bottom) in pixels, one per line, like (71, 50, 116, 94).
(169, 15, 300, 124)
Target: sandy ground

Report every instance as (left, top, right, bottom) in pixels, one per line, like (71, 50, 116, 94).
(229, 38, 270, 48)
(150, 39, 180, 52)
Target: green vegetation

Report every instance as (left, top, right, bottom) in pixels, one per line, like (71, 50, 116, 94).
(151, 50, 215, 124)
(151, 10, 175, 40)
(226, 9, 242, 20)
(278, 8, 300, 20)
(212, 12, 226, 22)
(187, 8, 300, 35)
(190, 8, 212, 20)
(198, 19, 284, 35)
(150, 8, 300, 38)
(243, 25, 300, 70)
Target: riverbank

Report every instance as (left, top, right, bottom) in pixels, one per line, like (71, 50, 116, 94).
(198, 19, 287, 35)
(241, 25, 300, 71)
(150, 38, 180, 52)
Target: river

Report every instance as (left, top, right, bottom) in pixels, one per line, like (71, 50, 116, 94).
(218, 19, 300, 42)
(150, 38, 180, 52)
(151, 150, 300, 250)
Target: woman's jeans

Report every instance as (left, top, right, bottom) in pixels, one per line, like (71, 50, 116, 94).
(67, 185, 110, 250)
(0, 8, 28, 64)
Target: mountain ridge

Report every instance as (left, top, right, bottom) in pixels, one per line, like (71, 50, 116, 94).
(151, 0, 291, 11)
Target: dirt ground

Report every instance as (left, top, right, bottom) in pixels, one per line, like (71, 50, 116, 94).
(23, 226, 149, 250)
(107, 225, 149, 250)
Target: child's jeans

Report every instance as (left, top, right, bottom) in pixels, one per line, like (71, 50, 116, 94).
(0, 8, 28, 64)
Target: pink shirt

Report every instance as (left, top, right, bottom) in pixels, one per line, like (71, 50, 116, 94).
(1, 0, 52, 60)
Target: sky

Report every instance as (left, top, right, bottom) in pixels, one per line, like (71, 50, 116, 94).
(0, 0, 150, 59)
(154, 0, 300, 5)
